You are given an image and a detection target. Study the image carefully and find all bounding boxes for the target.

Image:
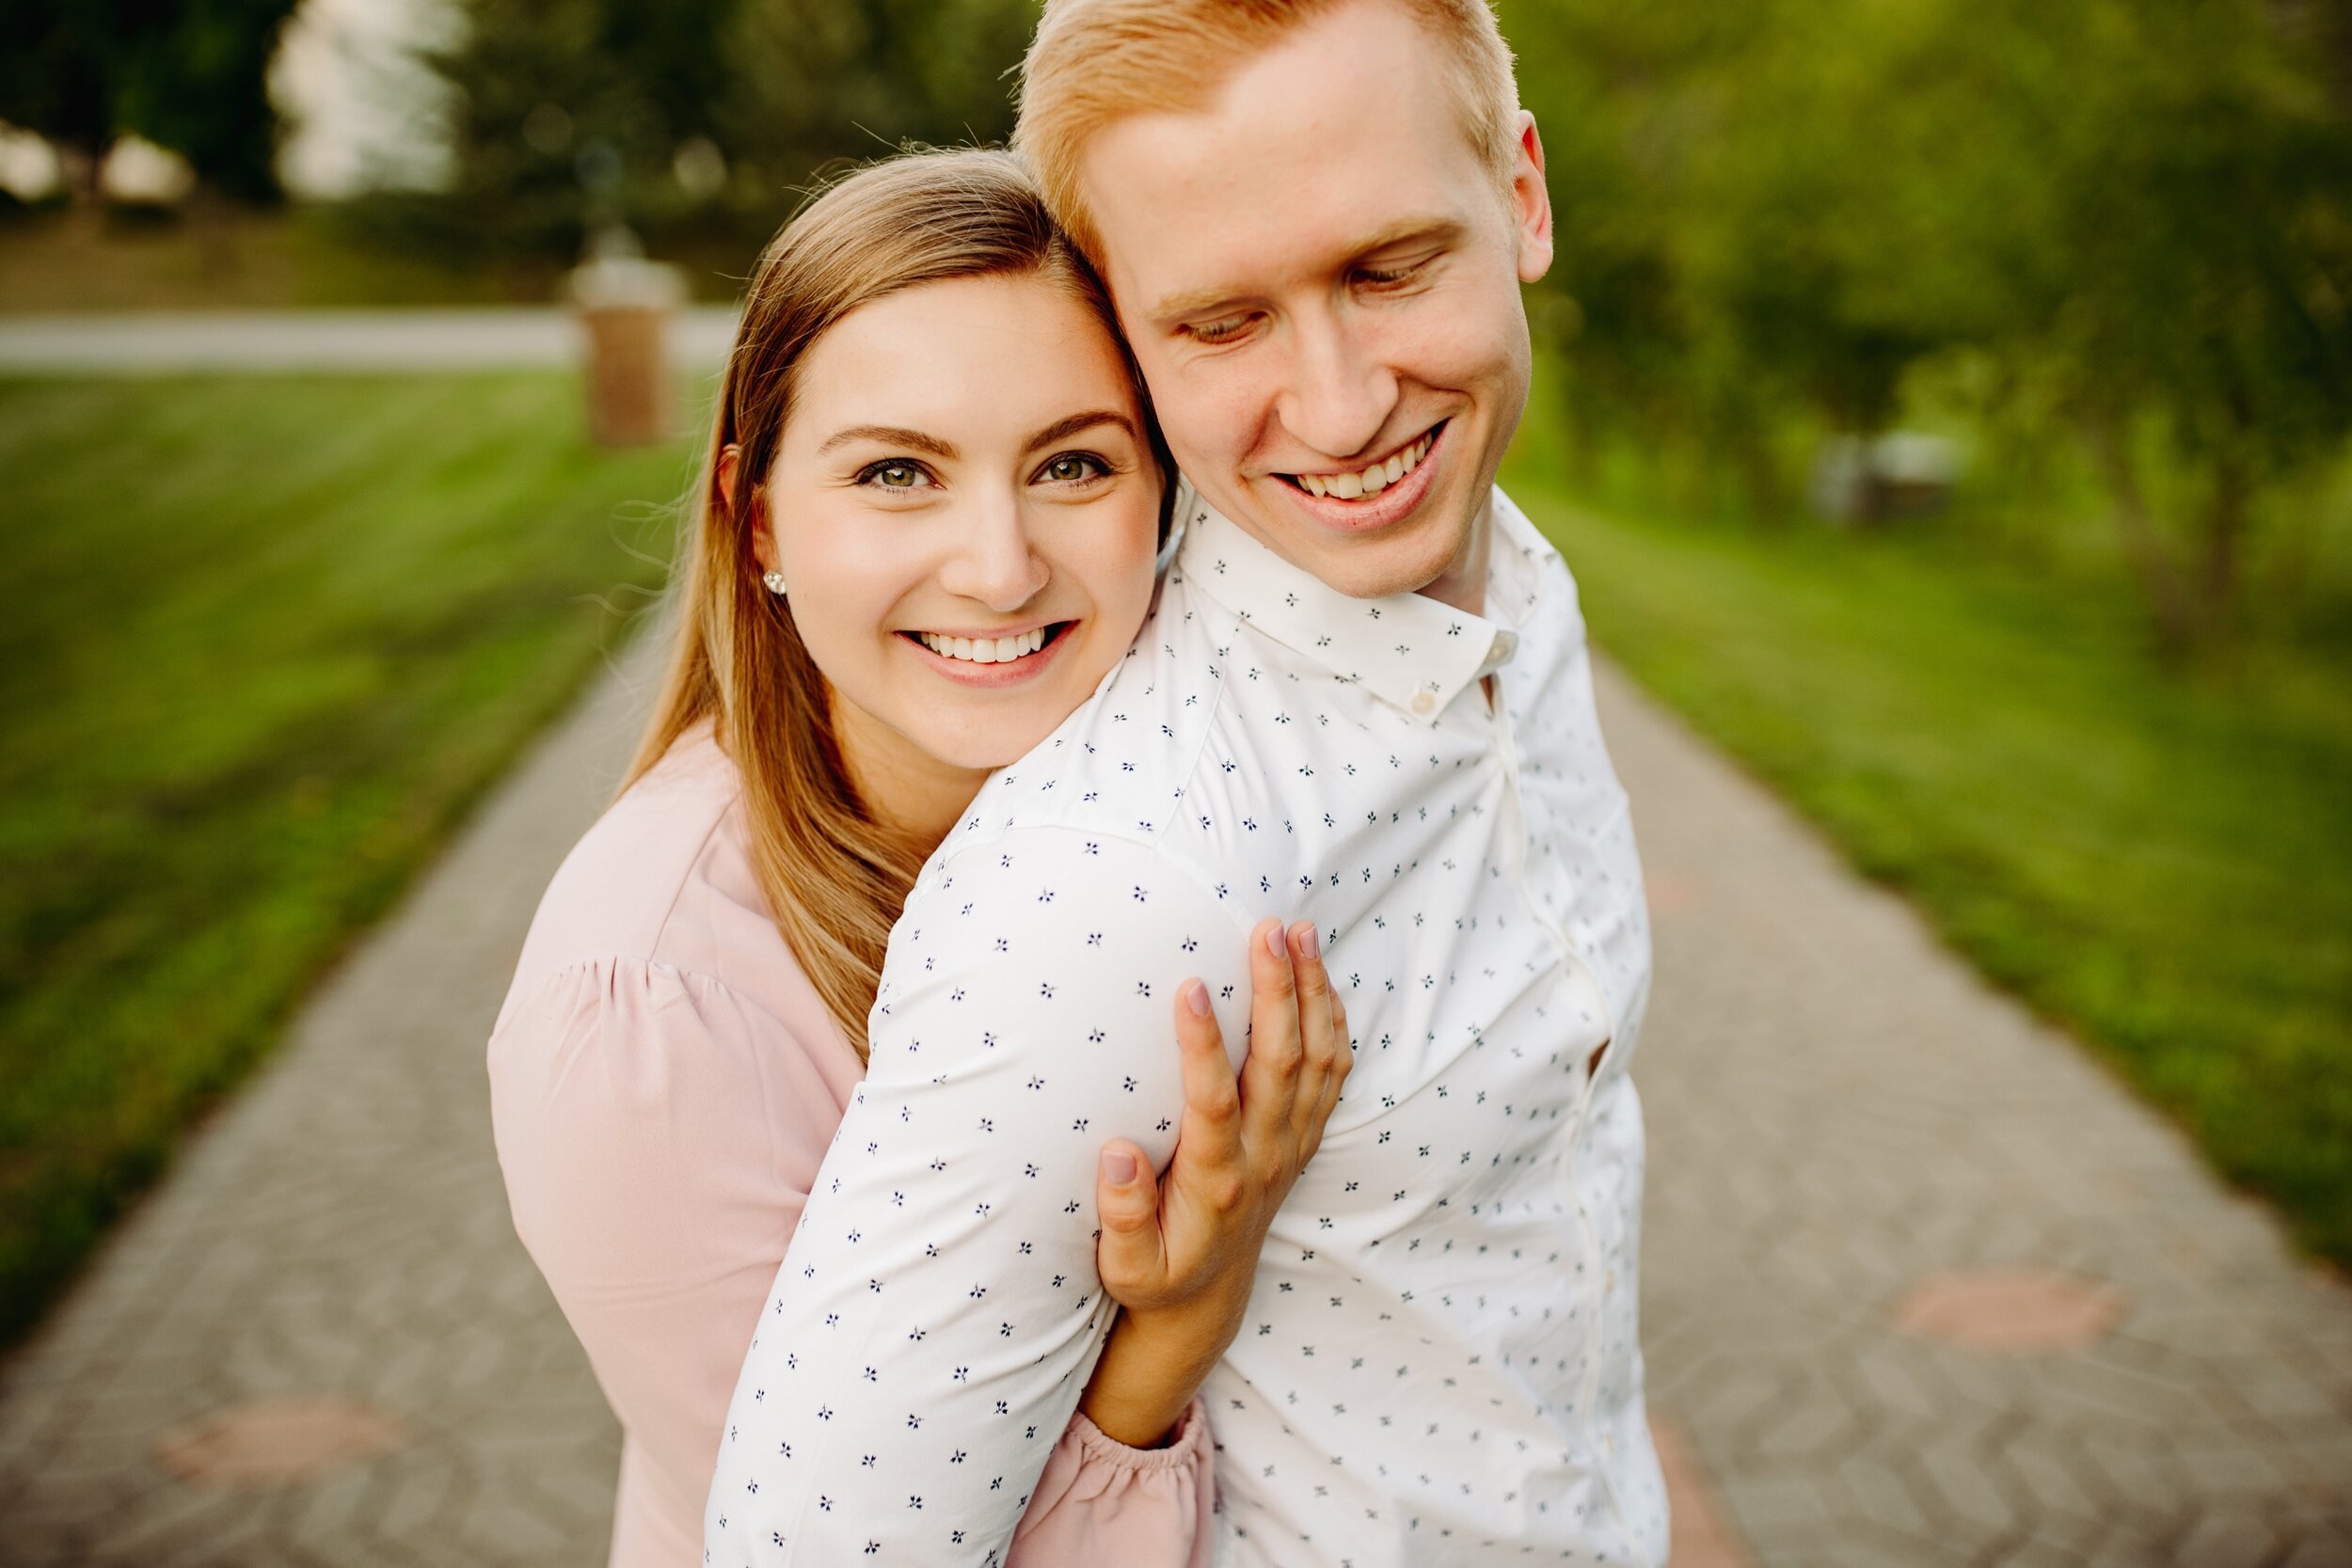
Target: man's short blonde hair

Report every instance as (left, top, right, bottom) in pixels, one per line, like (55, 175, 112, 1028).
(1014, 0, 1520, 263)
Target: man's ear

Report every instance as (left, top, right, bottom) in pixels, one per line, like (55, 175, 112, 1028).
(718, 444, 781, 574)
(1508, 111, 1554, 286)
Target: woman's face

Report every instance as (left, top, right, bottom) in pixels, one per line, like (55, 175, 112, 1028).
(756, 271, 1161, 797)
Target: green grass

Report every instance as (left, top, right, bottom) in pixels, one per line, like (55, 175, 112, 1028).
(0, 375, 692, 1343)
(1501, 444, 2352, 1269)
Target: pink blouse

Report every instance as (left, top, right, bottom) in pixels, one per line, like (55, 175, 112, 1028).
(487, 723, 1214, 1568)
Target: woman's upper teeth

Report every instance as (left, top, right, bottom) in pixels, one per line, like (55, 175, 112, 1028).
(918, 626, 1048, 664)
(1297, 432, 1433, 499)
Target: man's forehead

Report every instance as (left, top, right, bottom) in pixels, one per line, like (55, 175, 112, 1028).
(1071, 7, 1493, 311)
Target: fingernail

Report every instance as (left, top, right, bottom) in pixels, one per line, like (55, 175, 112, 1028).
(1299, 925, 1320, 958)
(1264, 922, 1285, 958)
(1184, 979, 1211, 1017)
(1102, 1150, 1136, 1184)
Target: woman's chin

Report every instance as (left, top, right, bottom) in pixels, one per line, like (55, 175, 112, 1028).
(919, 713, 1061, 773)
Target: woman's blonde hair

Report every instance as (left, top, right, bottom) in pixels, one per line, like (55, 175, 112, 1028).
(629, 148, 1140, 1059)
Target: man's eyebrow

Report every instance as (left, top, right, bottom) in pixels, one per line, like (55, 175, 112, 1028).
(1144, 216, 1470, 325)
(1348, 215, 1469, 260)
(1025, 410, 1137, 451)
(817, 424, 959, 459)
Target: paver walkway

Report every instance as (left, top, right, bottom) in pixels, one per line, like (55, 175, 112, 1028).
(1, 637, 2346, 1566)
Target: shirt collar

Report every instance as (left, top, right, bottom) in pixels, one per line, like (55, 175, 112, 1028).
(1169, 479, 1534, 719)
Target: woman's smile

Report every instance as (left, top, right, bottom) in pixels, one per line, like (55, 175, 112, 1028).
(900, 619, 1079, 686)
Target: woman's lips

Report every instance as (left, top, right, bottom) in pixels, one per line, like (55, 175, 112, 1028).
(899, 620, 1075, 689)
(1273, 420, 1450, 534)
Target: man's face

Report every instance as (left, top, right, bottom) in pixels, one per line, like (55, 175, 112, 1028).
(1076, 0, 1553, 603)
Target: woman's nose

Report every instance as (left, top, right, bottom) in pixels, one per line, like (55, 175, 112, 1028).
(936, 488, 1050, 612)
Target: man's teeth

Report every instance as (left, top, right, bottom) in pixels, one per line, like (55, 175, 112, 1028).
(917, 626, 1049, 664)
(1296, 431, 1435, 499)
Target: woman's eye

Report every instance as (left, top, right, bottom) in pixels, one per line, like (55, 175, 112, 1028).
(859, 460, 931, 490)
(1038, 452, 1108, 484)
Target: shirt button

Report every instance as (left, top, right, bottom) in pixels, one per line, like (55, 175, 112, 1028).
(1489, 632, 1517, 666)
(1411, 691, 1438, 715)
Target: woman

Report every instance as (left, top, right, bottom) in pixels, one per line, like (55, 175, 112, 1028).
(487, 149, 1349, 1568)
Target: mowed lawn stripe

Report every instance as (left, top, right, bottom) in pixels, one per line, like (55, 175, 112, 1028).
(0, 374, 692, 1343)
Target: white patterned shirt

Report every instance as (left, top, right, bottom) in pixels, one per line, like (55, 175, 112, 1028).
(706, 484, 1667, 1567)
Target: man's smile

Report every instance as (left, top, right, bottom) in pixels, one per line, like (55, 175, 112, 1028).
(1277, 421, 1445, 499)
(1264, 420, 1454, 537)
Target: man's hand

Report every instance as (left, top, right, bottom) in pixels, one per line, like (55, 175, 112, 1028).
(1080, 918, 1351, 1446)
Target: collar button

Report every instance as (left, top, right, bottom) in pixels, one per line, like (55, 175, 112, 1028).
(1411, 691, 1438, 716)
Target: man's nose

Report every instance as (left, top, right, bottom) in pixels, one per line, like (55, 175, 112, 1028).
(936, 487, 1050, 612)
(1276, 309, 1399, 463)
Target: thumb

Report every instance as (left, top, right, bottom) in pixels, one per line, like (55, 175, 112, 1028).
(1093, 1140, 1166, 1298)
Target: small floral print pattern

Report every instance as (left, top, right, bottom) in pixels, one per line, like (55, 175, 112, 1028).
(706, 485, 1667, 1566)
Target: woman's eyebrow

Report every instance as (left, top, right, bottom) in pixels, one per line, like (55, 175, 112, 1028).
(818, 424, 959, 459)
(1024, 410, 1136, 452)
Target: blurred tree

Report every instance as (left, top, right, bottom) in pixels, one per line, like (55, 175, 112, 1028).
(1503, 1, 1726, 481)
(723, 0, 1036, 182)
(0, 0, 143, 203)
(119, 0, 303, 203)
(1507, 0, 1969, 516)
(429, 0, 663, 262)
(1931, 0, 2352, 649)
(1507, 0, 2352, 638)
(0, 0, 298, 206)
(425, 0, 1041, 268)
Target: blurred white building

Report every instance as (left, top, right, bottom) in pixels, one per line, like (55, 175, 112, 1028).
(273, 0, 457, 197)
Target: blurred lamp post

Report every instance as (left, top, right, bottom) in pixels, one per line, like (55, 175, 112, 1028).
(567, 140, 685, 448)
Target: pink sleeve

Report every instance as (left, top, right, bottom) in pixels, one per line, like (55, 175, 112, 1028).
(1010, 1398, 1216, 1568)
(489, 958, 857, 1564)
(489, 958, 1215, 1566)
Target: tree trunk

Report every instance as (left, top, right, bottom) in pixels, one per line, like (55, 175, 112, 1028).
(56, 143, 106, 242)
(1563, 403, 1601, 491)
(2085, 411, 2198, 657)
(187, 183, 242, 284)
(2200, 447, 2251, 648)
(1734, 429, 1785, 524)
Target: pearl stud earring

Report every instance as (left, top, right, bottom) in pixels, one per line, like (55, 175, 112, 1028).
(761, 570, 788, 596)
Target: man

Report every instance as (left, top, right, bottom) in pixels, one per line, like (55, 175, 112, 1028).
(707, 2, 1664, 1562)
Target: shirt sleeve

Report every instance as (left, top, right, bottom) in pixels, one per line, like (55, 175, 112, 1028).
(703, 829, 1254, 1566)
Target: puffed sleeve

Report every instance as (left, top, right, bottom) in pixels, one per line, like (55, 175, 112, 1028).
(1012, 1399, 1215, 1568)
(490, 956, 1219, 1568)
(489, 957, 857, 1566)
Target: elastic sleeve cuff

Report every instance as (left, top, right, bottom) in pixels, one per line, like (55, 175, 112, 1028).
(1061, 1396, 1211, 1474)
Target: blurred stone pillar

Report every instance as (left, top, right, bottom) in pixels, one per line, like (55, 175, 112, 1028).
(571, 256, 686, 447)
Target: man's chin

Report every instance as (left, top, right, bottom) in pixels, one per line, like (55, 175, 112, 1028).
(1249, 475, 1480, 601)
